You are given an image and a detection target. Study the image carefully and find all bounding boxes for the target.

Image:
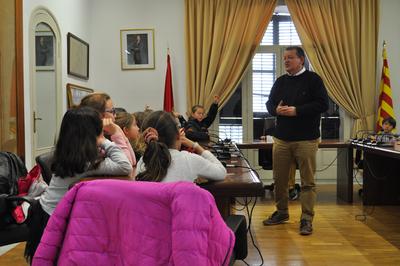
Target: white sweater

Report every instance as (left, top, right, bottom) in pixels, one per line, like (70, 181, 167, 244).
(40, 139, 132, 215)
(136, 149, 226, 183)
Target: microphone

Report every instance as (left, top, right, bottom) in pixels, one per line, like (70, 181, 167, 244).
(375, 133, 398, 146)
(351, 130, 376, 144)
(202, 144, 231, 161)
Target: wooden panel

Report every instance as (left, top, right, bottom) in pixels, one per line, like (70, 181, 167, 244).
(15, 0, 24, 159)
(200, 157, 264, 198)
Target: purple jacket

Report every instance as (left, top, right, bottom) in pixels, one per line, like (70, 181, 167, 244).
(33, 180, 235, 265)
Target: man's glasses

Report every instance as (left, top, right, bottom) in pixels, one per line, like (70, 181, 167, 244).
(105, 108, 116, 115)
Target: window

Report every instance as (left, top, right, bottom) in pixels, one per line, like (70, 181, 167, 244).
(219, 8, 340, 142)
(218, 84, 243, 143)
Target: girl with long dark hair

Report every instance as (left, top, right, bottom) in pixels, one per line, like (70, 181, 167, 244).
(25, 107, 132, 263)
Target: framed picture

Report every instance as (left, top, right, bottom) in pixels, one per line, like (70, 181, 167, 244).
(66, 83, 94, 109)
(67, 32, 89, 79)
(35, 30, 55, 71)
(120, 29, 155, 70)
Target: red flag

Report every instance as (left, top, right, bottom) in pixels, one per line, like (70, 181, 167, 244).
(163, 53, 174, 112)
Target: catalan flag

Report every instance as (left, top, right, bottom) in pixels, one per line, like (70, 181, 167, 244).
(376, 42, 396, 132)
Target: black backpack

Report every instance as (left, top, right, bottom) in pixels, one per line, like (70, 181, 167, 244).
(0, 152, 27, 228)
(0, 151, 27, 195)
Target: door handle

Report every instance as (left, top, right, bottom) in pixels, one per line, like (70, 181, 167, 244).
(33, 111, 42, 133)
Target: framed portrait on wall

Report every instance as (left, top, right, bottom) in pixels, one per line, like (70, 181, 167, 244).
(35, 30, 55, 71)
(120, 29, 155, 70)
(67, 32, 89, 79)
(66, 83, 94, 109)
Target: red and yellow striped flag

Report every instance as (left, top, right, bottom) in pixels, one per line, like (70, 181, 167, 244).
(376, 42, 396, 132)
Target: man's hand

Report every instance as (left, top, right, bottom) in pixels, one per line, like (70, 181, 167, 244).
(213, 95, 220, 104)
(276, 101, 297, 116)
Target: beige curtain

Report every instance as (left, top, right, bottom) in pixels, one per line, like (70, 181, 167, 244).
(184, 0, 277, 111)
(286, 0, 379, 134)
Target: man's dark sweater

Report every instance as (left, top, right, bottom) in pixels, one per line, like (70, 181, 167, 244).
(185, 103, 218, 142)
(266, 70, 329, 141)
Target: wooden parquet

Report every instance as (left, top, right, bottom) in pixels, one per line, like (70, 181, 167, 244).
(1, 185, 400, 266)
(234, 184, 400, 265)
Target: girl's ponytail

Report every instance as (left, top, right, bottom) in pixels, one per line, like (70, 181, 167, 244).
(135, 140, 171, 181)
(135, 111, 178, 182)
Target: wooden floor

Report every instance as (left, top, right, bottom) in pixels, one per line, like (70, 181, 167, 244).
(234, 184, 400, 265)
(1, 185, 400, 266)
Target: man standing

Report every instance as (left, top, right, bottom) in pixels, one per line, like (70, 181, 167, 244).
(263, 46, 329, 235)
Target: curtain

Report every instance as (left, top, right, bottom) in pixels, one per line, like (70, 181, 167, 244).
(286, 0, 380, 134)
(184, 0, 277, 111)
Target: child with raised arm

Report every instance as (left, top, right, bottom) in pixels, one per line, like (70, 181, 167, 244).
(25, 107, 132, 263)
(135, 111, 226, 183)
(185, 95, 220, 142)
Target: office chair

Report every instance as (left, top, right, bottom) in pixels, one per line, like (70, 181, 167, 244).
(35, 151, 54, 185)
(33, 180, 245, 265)
(257, 117, 276, 191)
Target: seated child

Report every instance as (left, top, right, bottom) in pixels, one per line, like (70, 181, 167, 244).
(131, 107, 153, 161)
(135, 111, 226, 183)
(24, 107, 132, 262)
(185, 95, 220, 142)
(80, 92, 136, 169)
(376, 117, 397, 143)
(380, 117, 396, 134)
(114, 111, 140, 167)
(355, 117, 397, 169)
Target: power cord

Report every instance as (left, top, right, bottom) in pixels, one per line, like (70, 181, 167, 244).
(362, 156, 387, 181)
(315, 149, 343, 172)
(233, 198, 253, 211)
(230, 144, 265, 265)
(352, 146, 382, 221)
(234, 196, 264, 266)
(355, 205, 375, 222)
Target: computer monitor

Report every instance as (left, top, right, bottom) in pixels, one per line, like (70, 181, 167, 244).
(253, 117, 276, 139)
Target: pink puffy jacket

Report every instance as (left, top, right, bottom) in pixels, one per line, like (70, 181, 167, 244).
(32, 180, 234, 265)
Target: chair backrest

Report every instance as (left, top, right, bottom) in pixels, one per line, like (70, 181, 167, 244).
(35, 152, 53, 185)
(0, 151, 27, 195)
(33, 180, 235, 265)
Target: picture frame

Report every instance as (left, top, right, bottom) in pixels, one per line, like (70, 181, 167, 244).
(66, 83, 94, 109)
(67, 32, 89, 79)
(120, 29, 155, 70)
(35, 30, 55, 71)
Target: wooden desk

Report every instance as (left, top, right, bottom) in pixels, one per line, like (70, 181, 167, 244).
(236, 139, 353, 203)
(352, 143, 400, 205)
(200, 148, 265, 219)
